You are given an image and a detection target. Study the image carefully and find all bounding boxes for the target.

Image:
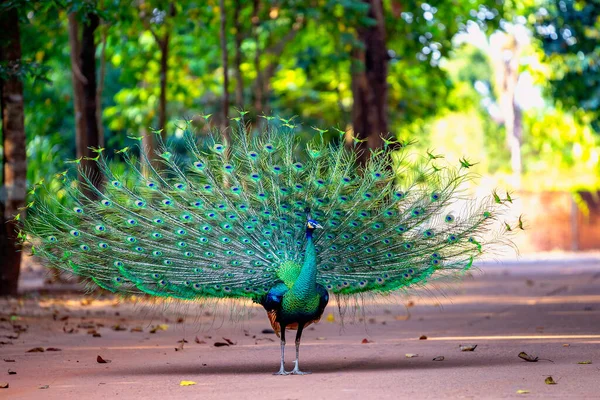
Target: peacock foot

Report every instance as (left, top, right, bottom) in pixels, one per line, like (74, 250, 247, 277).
(290, 368, 311, 375)
(273, 368, 290, 376)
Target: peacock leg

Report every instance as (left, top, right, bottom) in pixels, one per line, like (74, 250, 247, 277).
(290, 323, 311, 375)
(273, 325, 289, 375)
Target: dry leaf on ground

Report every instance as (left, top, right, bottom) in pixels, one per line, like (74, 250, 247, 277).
(111, 324, 127, 331)
(459, 345, 477, 351)
(405, 353, 419, 358)
(361, 338, 373, 344)
(214, 342, 230, 347)
(180, 381, 196, 386)
(96, 355, 111, 364)
(577, 360, 592, 364)
(516, 389, 530, 394)
(26, 347, 44, 353)
(545, 376, 557, 385)
(432, 356, 445, 361)
(0, 382, 8, 389)
(419, 335, 428, 340)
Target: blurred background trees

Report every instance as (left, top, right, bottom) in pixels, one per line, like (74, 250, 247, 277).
(1, 0, 599, 293)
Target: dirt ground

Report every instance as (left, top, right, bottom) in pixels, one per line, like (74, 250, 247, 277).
(1, 257, 600, 399)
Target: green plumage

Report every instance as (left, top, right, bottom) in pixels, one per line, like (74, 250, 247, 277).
(24, 117, 509, 302)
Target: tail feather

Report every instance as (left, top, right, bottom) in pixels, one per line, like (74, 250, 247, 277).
(24, 117, 514, 300)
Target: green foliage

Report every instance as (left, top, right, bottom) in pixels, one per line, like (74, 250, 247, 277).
(533, 0, 600, 129)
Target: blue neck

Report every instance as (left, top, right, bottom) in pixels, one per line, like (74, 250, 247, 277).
(291, 233, 317, 298)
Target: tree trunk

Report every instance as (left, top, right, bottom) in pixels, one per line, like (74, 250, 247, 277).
(80, 13, 101, 191)
(158, 36, 168, 140)
(493, 32, 523, 188)
(68, 13, 102, 197)
(97, 23, 107, 149)
(233, 0, 244, 107)
(252, 0, 263, 117)
(351, 0, 390, 163)
(219, 0, 230, 129)
(0, 7, 26, 296)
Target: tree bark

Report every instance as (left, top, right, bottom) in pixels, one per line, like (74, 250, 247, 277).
(68, 13, 102, 196)
(219, 0, 230, 129)
(252, 0, 263, 117)
(158, 36, 168, 140)
(233, 0, 244, 107)
(80, 13, 101, 191)
(97, 23, 107, 148)
(0, 7, 26, 296)
(351, 0, 390, 164)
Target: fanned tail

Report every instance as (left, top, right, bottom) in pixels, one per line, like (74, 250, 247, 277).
(24, 116, 516, 301)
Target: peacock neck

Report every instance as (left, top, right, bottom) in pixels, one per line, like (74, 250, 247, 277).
(290, 233, 317, 299)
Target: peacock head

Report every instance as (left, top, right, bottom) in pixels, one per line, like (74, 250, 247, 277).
(307, 219, 323, 231)
(305, 207, 323, 237)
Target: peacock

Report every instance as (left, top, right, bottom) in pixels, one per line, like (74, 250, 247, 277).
(23, 116, 514, 375)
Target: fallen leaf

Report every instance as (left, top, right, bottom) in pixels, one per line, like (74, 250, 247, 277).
(194, 336, 206, 344)
(394, 315, 410, 321)
(177, 317, 185, 323)
(316, 337, 326, 340)
(419, 335, 428, 340)
(562, 344, 570, 347)
(0, 382, 7, 388)
(0, 342, 12, 345)
(149, 324, 169, 334)
(26, 347, 45, 353)
(3, 360, 15, 363)
(405, 353, 419, 358)
(432, 356, 445, 361)
(46, 348, 61, 352)
(326, 313, 335, 322)
(111, 324, 127, 331)
(130, 327, 143, 332)
(222, 337, 236, 345)
(180, 380, 196, 386)
(577, 360, 592, 365)
(213, 342, 229, 347)
(39, 385, 49, 389)
(518, 352, 539, 362)
(517, 352, 554, 363)
(545, 376, 557, 385)
(361, 338, 372, 344)
(459, 345, 477, 352)
(261, 329, 275, 334)
(93, 333, 102, 338)
(254, 338, 275, 344)
(63, 326, 76, 334)
(516, 389, 530, 394)
(96, 355, 111, 364)
(8, 370, 16, 375)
